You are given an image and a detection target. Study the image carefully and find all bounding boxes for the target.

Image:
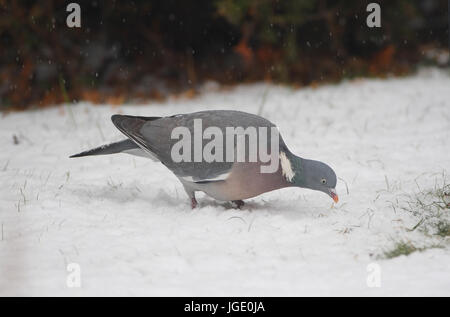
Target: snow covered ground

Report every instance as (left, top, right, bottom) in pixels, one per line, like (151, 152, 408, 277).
(0, 68, 449, 296)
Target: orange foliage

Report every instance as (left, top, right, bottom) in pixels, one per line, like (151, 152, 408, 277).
(370, 45, 396, 75)
(106, 95, 125, 105)
(256, 46, 281, 64)
(81, 90, 101, 104)
(234, 39, 253, 64)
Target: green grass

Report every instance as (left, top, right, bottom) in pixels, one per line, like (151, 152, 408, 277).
(382, 241, 443, 259)
(398, 174, 449, 236)
(435, 221, 450, 238)
(381, 175, 449, 259)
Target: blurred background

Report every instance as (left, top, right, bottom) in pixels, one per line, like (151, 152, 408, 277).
(0, 0, 448, 110)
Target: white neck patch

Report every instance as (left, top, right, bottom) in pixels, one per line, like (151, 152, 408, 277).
(280, 151, 295, 182)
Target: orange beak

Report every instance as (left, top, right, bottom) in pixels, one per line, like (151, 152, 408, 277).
(329, 188, 339, 203)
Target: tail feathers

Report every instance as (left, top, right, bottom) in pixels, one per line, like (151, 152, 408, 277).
(70, 139, 139, 158)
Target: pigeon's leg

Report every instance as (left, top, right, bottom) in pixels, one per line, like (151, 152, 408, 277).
(183, 184, 198, 209)
(231, 200, 245, 209)
(191, 197, 198, 209)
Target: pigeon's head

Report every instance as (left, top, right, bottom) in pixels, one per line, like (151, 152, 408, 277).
(282, 154, 338, 203)
(302, 159, 338, 203)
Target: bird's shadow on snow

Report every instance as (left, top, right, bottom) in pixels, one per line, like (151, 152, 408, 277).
(70, 183, 185, 209)
(196, 195, 323, 220)
(70, 183, 327, 220)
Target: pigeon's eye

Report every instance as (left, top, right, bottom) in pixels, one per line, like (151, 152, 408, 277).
(321, 178, 327, 184)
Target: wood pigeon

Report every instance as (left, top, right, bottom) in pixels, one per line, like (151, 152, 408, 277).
(71, 110, 338, 208)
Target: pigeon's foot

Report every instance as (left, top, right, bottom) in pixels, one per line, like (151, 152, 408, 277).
(191, 197, 198, 209)
(231, 200, 245, 209)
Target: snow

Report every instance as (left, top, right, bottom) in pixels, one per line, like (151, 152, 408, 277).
(1, 68, 449, 296)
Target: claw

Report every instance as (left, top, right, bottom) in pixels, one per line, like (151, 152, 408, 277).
(231, 200, 244, 209)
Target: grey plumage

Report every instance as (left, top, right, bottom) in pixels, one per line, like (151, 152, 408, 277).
(71, 110, 338, 208)
(111, 111, 282, 182)
(69, 139, 139, 158)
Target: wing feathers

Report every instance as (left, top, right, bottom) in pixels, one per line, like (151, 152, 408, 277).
(70, 139, 138, 158)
